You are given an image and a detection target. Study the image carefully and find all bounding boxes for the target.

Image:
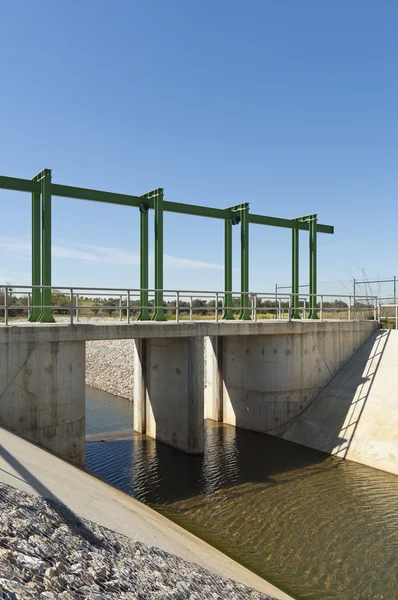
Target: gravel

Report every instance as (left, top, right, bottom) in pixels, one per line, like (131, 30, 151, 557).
(0, 482, 275, 600)
(86, 340, 134, 400)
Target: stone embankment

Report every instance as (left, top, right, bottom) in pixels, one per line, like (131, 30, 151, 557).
(0, 482, 275, 600)
(86, 340, 134, 400)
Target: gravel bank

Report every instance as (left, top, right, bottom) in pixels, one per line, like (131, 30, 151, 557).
(86, 340, 134, 400)
(0, 482, 275, 600)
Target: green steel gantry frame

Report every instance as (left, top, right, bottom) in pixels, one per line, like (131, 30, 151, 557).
(0, 170, 334, 322)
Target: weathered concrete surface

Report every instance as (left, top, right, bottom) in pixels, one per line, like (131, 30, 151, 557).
(273, 329, 398, 476)
(134, 337, 205, 454)
(0, 340, 85, 464)
(0, 426, 293, 599)
(220, 321, 377, 433)
(0, 319, 379, 343)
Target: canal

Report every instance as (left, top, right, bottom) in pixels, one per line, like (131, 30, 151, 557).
(85, 385, 398, 600)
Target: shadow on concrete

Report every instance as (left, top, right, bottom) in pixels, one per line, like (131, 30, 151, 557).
(0, 442, 107, 549)
(269, 329, 390, 458)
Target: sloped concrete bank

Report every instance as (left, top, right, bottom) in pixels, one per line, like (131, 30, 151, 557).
(0, 427, 292, 600)
(273, 329, 398, 476)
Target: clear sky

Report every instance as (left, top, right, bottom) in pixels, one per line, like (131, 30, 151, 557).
(1, 1, 397, 297)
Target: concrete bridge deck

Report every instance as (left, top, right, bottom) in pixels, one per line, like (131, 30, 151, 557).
(0, 318, 376, 342)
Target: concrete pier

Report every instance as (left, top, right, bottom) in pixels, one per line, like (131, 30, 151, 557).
(133, 337, 204, 454)
(0, 339, 85, 464)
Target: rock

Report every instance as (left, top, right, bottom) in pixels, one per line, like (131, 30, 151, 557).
(0, 549, 14, 564)
(0, 481, 275, 600)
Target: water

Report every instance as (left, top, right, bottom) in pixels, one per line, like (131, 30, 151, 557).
(85, 387, 398, 600)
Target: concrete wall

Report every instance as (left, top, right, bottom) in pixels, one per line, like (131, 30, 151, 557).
(275, 329, 398, 476)
(0, 340, 85, 465)
(218, 321, 377, 433)
(133, 337, 204, 454)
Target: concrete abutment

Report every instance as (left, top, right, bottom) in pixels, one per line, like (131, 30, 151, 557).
(0, 339, 85, 465)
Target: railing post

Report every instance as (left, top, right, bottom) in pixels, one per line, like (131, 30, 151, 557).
(303, 298, 306, 319)
(215, 292, 219, 323)
(176, 291, 180, 323)
(119, 294, 123, 321)
(190, 296, 193, 321)
(69, 288, 74, 325)
(4, 286, 8, 326)
(127, 290, 131, 324)
(253, 294, 257, 322)
(373, 297, 377, 322)
(27, 292, 32, 319)
(348, 295, 351, 321)
(288, 295, 292, 321)
(320, 295, 323, 321)
(76, 294, 80, 322)
(395, 304, 397, 330)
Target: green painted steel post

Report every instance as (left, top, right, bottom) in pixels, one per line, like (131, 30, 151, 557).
(153, 188, 166, 321)
(138, 200, 150, 321)
(239, 205, 251, 320)
(223, 216, 234, 319)
(309, 215, 318, 319)
(291, 226, 300, 319)
(29, 185, 42, 322)
(38, 169, 55, 323)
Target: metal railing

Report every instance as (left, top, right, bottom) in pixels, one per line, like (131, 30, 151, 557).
(0, 284, 378, 326)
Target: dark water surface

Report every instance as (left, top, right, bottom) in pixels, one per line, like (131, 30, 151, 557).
(85, 387, 398, 600)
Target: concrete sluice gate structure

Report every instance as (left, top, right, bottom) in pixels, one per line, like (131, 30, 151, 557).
(2, 319, 397, 476)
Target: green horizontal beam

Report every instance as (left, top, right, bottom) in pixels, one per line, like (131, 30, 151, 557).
(249, 213, 333, 234)
(163, 200, 232, 220)
(0, 176, 39, 194)
(51, 183, 143, 208)
(0, 174, 334, 234)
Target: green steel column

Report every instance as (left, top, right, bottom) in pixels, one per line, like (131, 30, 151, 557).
(138, 201, 150, 320)
(38, 169, 55, 323)
(223, 216, 234, 319)
(239, 205, 250, 320)
(29, 187, 42, 322)
(153, 188, 166, 321)
(291, 227, 300, 319)
(309, 216, 318, 319)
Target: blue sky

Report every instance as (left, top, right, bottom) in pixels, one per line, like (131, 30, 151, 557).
(1, 1, 397, 297)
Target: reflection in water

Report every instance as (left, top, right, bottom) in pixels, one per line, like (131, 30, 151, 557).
(85, 388, 398, 600)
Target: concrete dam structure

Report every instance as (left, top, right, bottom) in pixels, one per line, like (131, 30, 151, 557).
(0, 320, 383, 472)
